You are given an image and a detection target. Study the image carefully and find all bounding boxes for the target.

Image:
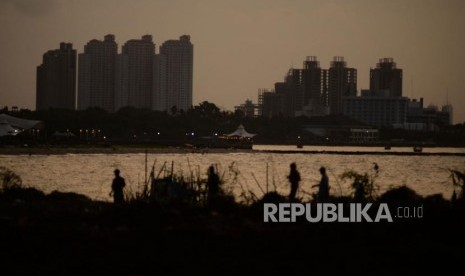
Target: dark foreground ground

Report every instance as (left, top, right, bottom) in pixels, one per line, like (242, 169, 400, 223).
(1, 188, 465, 276)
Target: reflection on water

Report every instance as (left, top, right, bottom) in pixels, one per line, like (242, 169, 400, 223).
(253, 144, 465, 153)
(1, 146, 464, 202)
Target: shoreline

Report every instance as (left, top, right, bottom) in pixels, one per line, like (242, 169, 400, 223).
(1, 145, 465, 156)
(256, 149, 465, 156)
(0, 145, 254, 155)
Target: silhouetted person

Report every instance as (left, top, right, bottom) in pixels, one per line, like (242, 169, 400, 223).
(111, 169, 126, 204)
(206, 165, 220, 202)
(287, 163, 301, 201)
(313, 167, 329, 202)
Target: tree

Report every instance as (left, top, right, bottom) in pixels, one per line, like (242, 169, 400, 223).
(193, 101, 220, 118)
(171, 105, 178, 116)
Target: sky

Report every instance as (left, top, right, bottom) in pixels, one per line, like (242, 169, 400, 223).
(0, 0, 464, 123)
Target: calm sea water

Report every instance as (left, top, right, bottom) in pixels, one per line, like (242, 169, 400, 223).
(1, 145, 464, 202)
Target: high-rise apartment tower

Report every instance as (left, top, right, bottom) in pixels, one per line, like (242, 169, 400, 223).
(36, 43, 76, 110)
(78, 34, 117, 112)
(160, 35, 193, 112)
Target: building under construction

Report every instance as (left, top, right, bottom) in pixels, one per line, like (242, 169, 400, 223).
(258, 56, 356, 118)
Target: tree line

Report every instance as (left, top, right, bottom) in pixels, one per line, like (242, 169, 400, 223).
(2, 102, 465, 145)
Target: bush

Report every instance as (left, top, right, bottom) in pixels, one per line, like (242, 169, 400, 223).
(340, 164, 380, 202)
(379, 185, 422, 205)
(450, 169, 465, 201)
(0, 166, 23, 191)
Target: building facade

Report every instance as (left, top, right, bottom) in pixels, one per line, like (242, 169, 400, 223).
(370, 58, 403, 97)
(78, 34, 117, 112)
(343, 90, 408, 127)
(234, 99, 259, 117)
(117, 35, 155, 110)
(257, 56, 360, 118)
(36, 43, 76, 110)
(300, 56, 328, 116)
(152, 54, 167, 111)
(160, 35, 193, 112)
(258, 89, 286, 117)
(328, 56, 357, 115)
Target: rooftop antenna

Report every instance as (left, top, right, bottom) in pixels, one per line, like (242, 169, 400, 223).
(446, 88, 449, 106)
(410, 75, 413, 99)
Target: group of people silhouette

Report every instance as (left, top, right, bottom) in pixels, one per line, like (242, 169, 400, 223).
(109, 165, 221, 204)
(109, 163, 328, 204)
(288, 163, 329, 202)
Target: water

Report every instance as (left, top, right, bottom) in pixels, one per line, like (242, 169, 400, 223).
(1, 145, 464, 202)
(254, 144, 465, 153)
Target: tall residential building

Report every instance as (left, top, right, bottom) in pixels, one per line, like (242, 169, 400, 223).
(36, 43, 76, 110)
(152, 54, 167, 111)
(258, 88, 286, 117)
(78, 34, 117, 112)
(301, 56, 328, 116)
(284, 68, 303, 116)
(370, 58, 403, 97)
(160, 35, 193, 112)
(328, 56, 357, 114)
(259, 56, 329, 118)
(116, 35, 155, 110)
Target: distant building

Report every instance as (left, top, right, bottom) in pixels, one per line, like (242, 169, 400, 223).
(328, 56, 357, 114)
(116, 35, 155, 110)
(258, 56, 329, 118)
(343, 90, 408, 127)
(152, 54, 167, 111)
(37, 35, 193, 113)
(442, 104, 453, 125)
(78, 34, 118, 112)
(341, 58, 406, 127)
(394, 99, 453, 130)
(423, 104, 453, 128)
(160, 35, 193, 112)
(36, 43, 76, 110)
(370, 58, 403, 97)
(258, 88, 286, 117)
(302, 114, 372, 142)
(298, 56, 328, 117)
(255, 55, 453, 130)
(349, 129, 379, 142)
(234, 99, 259, 117)
(407, 98, 424, 124)
(284, 68, 304, 116)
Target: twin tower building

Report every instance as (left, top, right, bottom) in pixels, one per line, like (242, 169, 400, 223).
(36, 34, 193, 113)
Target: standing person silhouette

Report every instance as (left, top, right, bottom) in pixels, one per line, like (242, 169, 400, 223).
(313, 167, 329, 202)
(287, 163, 301, 202)
(111, 169, 126, 204)
(206, 165, 220, 203)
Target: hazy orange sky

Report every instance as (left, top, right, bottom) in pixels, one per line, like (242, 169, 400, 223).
(1, 0, 464, 123)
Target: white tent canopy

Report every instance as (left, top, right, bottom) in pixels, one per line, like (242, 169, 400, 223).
(0, 119, 20, 136)
(225, 124, 256, 138)
(0, 114, 42, 137)
(0, 114, 41, 130)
